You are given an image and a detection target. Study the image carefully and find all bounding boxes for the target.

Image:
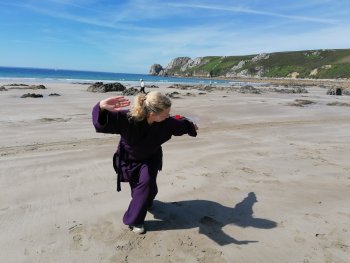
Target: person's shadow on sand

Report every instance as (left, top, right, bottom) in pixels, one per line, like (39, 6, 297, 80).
(147, 192, 277, 245)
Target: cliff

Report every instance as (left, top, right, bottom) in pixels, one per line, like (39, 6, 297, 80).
(149, 49, 350, 79)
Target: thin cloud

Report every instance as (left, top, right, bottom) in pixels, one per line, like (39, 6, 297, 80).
(6, 1, 155, 32)
(167, 3, 338, 25)
(1, 0, 349, 73)
(47, 0, 96, 12)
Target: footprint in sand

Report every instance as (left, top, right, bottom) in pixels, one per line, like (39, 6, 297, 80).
(239, 167, 255, 174)
(68, 224, 90, 251)
(294, 236, 306, 243)
(39, 117, 72, 122)
(0, 207, 9, 211)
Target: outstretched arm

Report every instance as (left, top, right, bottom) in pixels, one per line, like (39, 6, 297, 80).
(92, 96, 130, 134)
(99, 96, 130, 112)
(169, 115, 198, 137)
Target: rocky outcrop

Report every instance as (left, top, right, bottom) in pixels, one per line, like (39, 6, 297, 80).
(87, 82, 126, 93)
(288, 99, 316, 107)
(309, 68, 318, 76)
(165, 57, 191, 71)
(122, 87, 140, 96)
(268, 87, 308, 94)
(165, 91, 182, 99)
(226, 55, 268, 78)
(150, 57, 207, 77)
(229, 60, 247, 71)
(29, 85, 46, 89)
(310, 65, 332, 77)
(5, 84, 46, 89)
(287, 72, 300, 78)
(180, 57, 204, 71)
(149, 64, 164, 76)
(237, 85, 262, 94)
(327, 87, 343, 95)
(5, 83, 29, 86)
(251, 53, 270, 62)
(154, 53, 270, 78)
(20, 93, 43, 98)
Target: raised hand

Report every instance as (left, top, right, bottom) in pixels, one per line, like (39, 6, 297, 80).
(99, 96, 131, 112)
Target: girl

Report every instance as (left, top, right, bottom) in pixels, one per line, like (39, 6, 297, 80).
(92, 91, 197, 234)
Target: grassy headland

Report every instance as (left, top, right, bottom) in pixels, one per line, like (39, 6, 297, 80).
(154, 49, 350, 80)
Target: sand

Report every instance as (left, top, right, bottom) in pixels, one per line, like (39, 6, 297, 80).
(0, 80, 350, 263)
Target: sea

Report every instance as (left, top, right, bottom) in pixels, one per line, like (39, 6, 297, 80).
(0, 66, 233, 85)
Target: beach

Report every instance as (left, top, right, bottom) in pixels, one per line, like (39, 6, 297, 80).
(1, 80, 350, 263)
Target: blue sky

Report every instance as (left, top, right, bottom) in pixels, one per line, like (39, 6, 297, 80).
(0, 0, 349, 73)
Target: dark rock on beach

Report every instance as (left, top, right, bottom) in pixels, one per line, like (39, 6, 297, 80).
(343, 89, 350, 95)
(197, 85, 225, 92)
(122, 87, 140, 96)
(0, 86, 8, 91)
(31, 85, 46, 89)
(72, 82, 94, 85)
(7, 84, 46, 90)
(21, 93, 44, 98)
(288, 99, 315, 107)
(326, 87, 343, 95)
(5, 83, 29, 86)
(87, 82, 126, 93)
(166, 91, 182, 99)
(29, 85, 46, 89)
(168, 84, 196, 90)
(49, 93, 61, 96)
(238, 85, 262, 94)
(148, 84, 159, 89)
(168, 84, 221, 92)
(327, 101, 350, 107)
(269, 87, 308, 94)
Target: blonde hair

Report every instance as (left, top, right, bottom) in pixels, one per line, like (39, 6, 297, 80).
(129, 91, 172, 121)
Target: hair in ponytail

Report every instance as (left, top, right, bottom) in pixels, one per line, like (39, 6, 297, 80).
(128, 91, 171, 121)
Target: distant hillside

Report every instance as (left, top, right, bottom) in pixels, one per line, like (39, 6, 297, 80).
(149, 49, 350, 79)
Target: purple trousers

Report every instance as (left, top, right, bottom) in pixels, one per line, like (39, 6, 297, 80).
(123, 164, 158, 225)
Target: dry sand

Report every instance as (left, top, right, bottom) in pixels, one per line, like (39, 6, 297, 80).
(0, 80, 350, 263)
